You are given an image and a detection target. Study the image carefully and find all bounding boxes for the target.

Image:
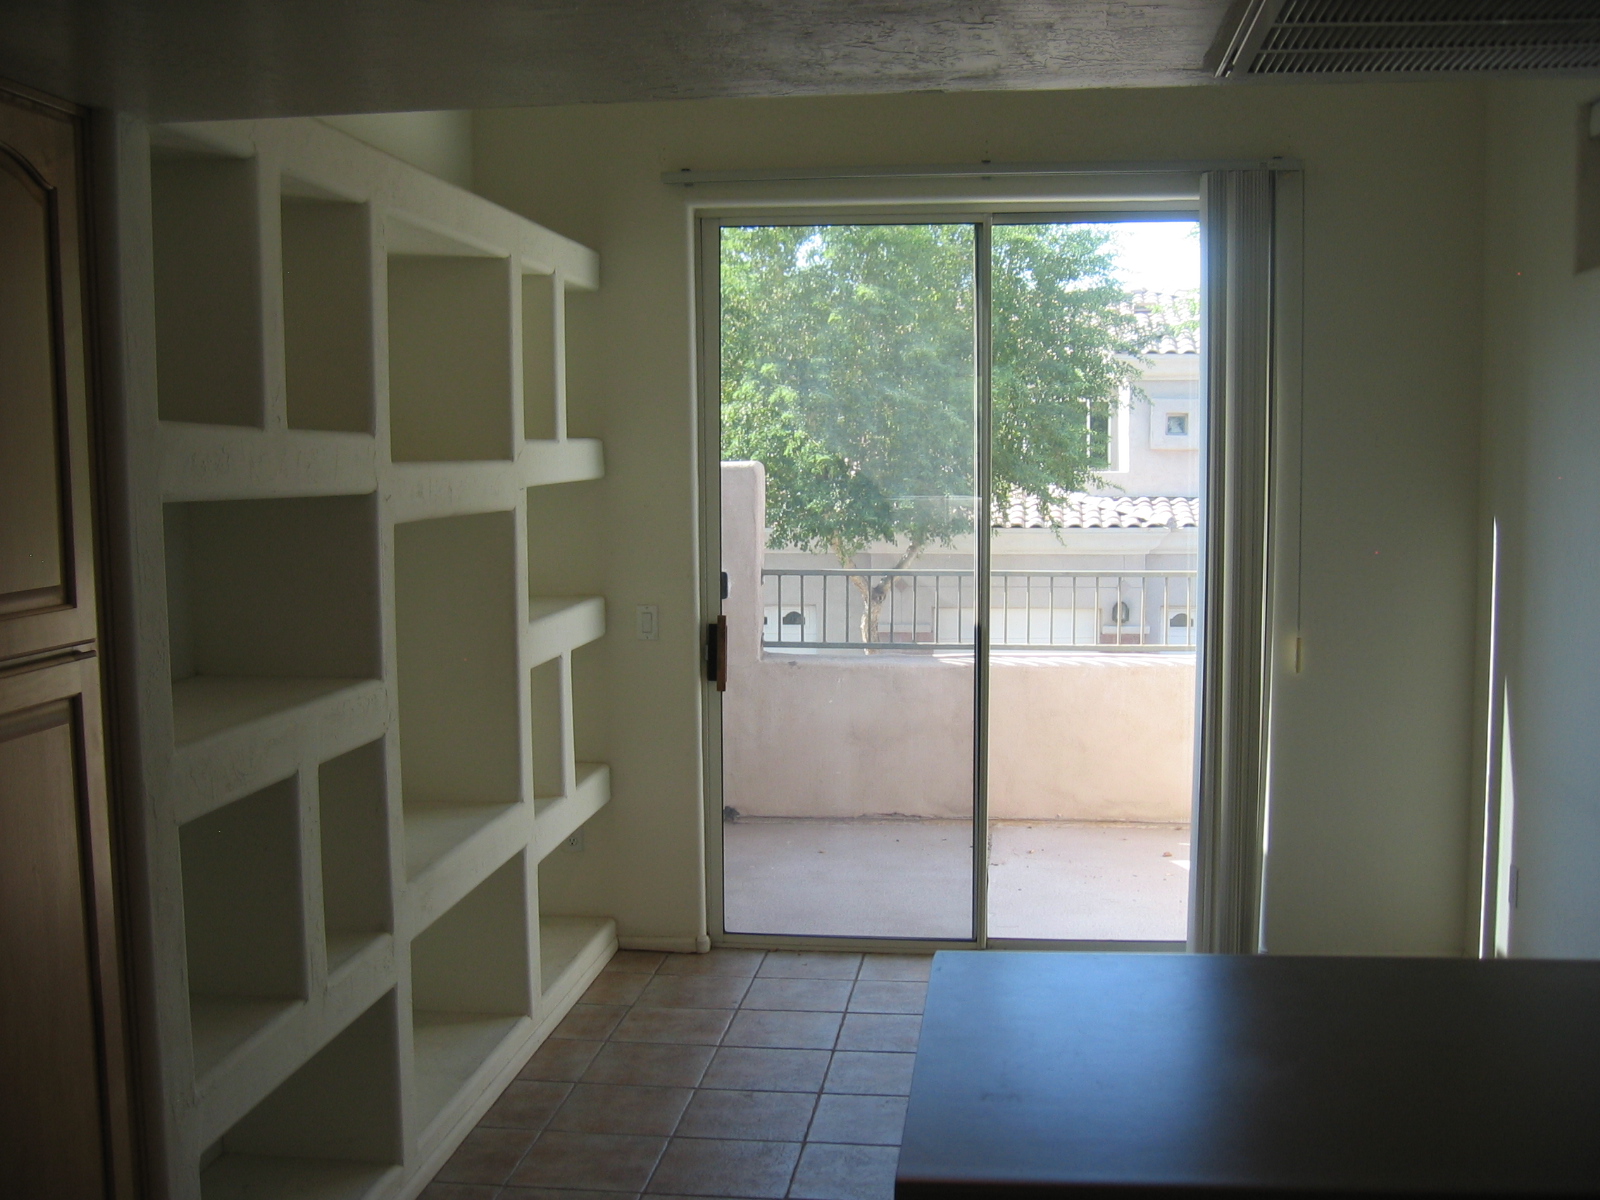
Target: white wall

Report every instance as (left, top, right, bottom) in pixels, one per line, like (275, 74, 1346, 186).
(319, 111, 474, 190)
(472, 81, 1487, 953)
(1482, 81, 1600, 958)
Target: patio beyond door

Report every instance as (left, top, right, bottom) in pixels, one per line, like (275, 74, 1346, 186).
(709, 214, 1203, 946)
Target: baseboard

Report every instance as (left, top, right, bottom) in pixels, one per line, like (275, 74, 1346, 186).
(619, 934, 712, 953)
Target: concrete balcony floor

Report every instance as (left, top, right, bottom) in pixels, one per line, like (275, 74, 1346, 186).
(723, 818, 1190, 942)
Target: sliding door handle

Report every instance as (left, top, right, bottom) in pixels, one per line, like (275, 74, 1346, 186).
(706, 616, 728, 692)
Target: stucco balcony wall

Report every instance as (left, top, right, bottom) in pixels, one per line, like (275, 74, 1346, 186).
(723, 650, 1195, 822)
(722, 463, 1196, 824)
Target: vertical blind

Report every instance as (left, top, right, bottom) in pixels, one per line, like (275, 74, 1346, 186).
(1193, 168, 1278, 954)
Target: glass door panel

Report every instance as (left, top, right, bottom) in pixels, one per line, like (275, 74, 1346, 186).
(985, 219, 1202, 942)
(717, 222, 978, 939)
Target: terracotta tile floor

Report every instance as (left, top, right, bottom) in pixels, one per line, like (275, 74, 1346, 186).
(423, 949, 932, 1200)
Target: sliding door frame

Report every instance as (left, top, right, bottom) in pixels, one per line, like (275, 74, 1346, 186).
(697, 209, 994, 953)
(694, 182, 1292, 953)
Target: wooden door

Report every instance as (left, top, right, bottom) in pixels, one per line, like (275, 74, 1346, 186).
(0, 82, 138, 1199)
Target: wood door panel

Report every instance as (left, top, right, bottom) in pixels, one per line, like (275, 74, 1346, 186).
(0, 653, 131, 1199)
(0, 88, 96, 659)
(0, 145, 67, 611)
(0, 82, 138, 1200)
(0, 688, 107, 1198)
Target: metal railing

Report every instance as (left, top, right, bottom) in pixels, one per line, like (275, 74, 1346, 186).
(761, 569, 1198, 651)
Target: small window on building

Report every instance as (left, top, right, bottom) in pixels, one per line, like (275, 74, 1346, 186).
(1087, 408, 1111, 469)
(1169, 612, 1190, 627)
(1166, 413, 1189, 438)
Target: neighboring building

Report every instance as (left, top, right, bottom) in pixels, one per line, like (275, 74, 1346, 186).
(760, 297, 1203, 650)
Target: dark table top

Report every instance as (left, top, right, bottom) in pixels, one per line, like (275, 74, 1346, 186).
(898, 952, 1600, 1198)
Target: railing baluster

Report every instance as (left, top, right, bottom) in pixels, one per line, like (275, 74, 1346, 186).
(757, 568, 1197, 652)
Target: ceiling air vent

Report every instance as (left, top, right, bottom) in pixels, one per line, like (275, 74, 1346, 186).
(1209, 0, 1600, 77)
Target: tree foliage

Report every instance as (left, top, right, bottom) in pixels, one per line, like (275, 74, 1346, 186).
(720, 222, 1167, 568)
(990, 225, 1155, 514)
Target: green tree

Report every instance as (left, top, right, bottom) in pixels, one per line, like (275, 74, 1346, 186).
(721, 221, 1166, 640)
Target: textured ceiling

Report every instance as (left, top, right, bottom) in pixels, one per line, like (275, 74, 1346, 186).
(0, 0, 1235, 120)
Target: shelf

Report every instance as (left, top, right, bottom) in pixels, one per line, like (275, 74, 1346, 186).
(190, 998, 302, 1081)
(539, 915, 616, 998)
(324, 934, 385, 979)
(535, 763, 610, 860)
(411, 1013, 521, 1134)
(165, 493, 381, 748)
(410, 856, 531, 1132)
(201, 1155, 395, 1200)
(281, 187, 373, 433)
(172, 676, 367, 747)
(160, 424, 376, 503)
(202, 994, 401, 1199)
(525, 478, 605, 600)
(137, 117, 612, 1200)
(527, 596, 604, 665)
(318, 740, 392, 967)
(150, 147, 264, 428)
(383, 460, 525, 525)
(181, 778, 306, 1082)
(402, 802, 518, 881)
(171, 680, 388, 828)
(387, 242, 514, 462)
(523, 437, 604, 485)
(394, 511, 522, 836)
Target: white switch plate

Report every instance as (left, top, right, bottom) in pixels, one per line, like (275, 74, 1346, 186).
(636, 604, 659, 640)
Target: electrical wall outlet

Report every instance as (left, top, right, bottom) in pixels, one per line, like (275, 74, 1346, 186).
(636, 604, 659, 640)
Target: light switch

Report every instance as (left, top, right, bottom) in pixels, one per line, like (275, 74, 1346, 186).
(636, 604, 659, 640)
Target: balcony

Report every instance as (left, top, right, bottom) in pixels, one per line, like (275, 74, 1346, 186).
(721, 461, 1199, 942)
(727, 576, 1196, 943)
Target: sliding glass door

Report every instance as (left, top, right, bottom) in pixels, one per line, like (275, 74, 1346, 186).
(714, 221, 979, 939)
(984, 218, 1201, 943)
(706, 211, 1203, 946)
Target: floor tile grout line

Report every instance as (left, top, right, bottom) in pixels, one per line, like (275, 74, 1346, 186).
(468, 950, 927, 1196)
(638, 948, 765, 1199)
(528, 951, 665, 1193)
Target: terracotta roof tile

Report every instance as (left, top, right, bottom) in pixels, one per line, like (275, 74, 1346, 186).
(1125, 290, 1199, 356)
(994, 492, 1200, 530)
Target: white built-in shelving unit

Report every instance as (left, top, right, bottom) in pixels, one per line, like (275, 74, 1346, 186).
(125, 116, 618, 1200)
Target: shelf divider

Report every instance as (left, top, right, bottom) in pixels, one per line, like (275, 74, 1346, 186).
(527, 596, 604, 665)
(535, 764, 610, 860)
(539, 915, 616, 1001)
